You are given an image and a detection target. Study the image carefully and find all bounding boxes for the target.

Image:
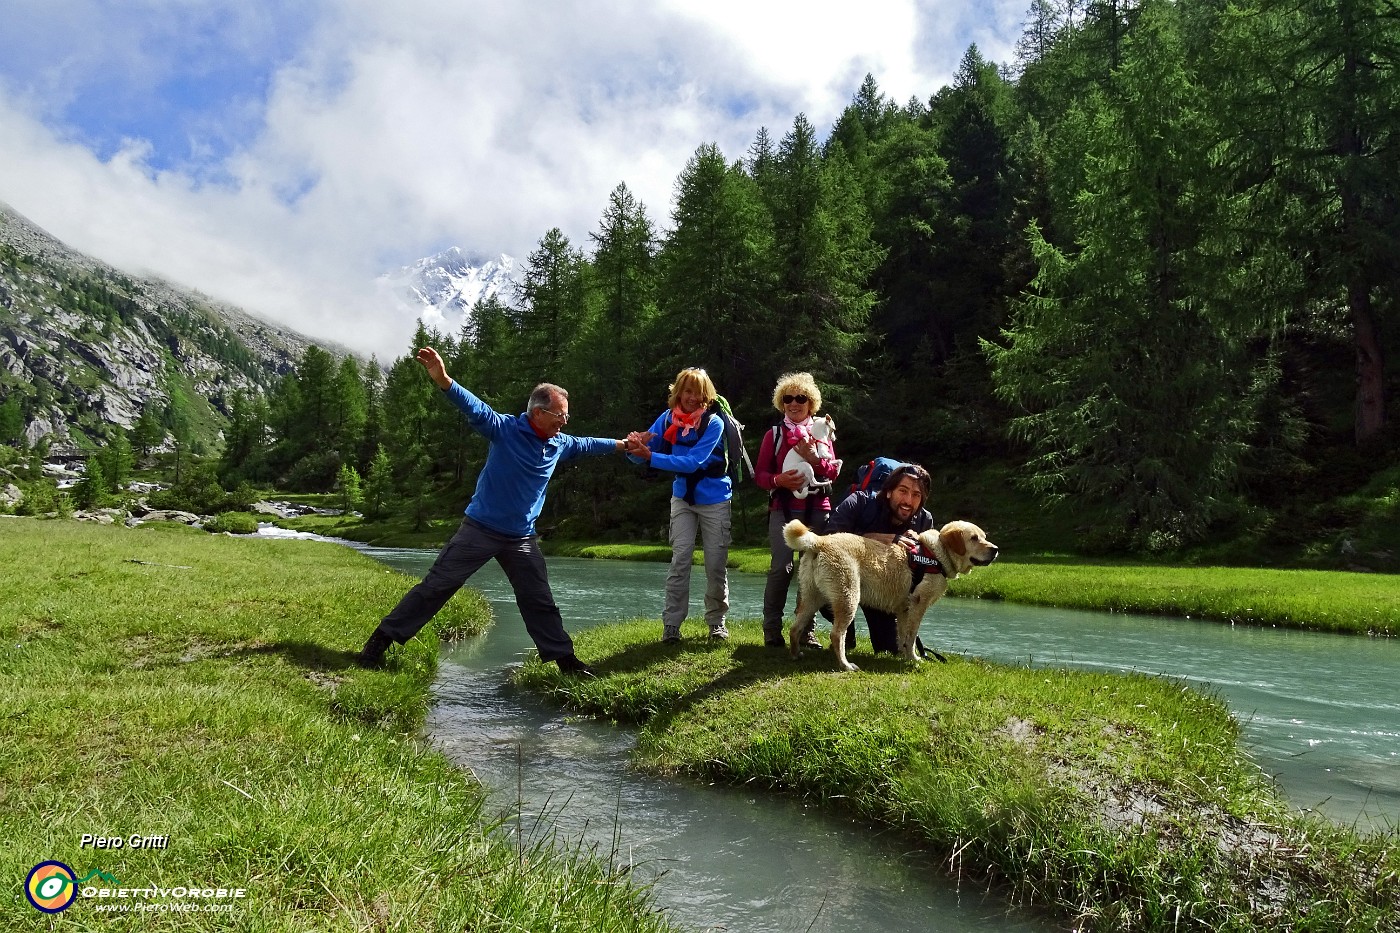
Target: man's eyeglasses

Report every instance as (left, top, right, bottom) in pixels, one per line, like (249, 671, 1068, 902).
(782, 394, 810, 405)
(542, 409, 570, 424)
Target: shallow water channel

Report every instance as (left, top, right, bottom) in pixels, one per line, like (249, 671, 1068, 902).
(347, 541, 1397, 933)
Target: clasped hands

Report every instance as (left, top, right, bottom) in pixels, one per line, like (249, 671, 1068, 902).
(624, 431, 654, 460)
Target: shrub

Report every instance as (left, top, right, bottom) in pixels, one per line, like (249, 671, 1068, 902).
(205, 511, 260, 535)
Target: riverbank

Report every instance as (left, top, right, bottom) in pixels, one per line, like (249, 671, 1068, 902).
(0, 518, 677, 931)
(515, 619, 1400, 932)
(268, 511, 1400, 636)
(542, 541, 1400, 637)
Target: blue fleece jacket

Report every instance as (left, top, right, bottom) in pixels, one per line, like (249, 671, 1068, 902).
(628, 409, 732, 505)
(444, 382, 616, 537)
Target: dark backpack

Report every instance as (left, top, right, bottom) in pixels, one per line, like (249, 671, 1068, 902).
(658, 396, 752, 502)
(712, 395, 753, 486)
(849, 457, 904, 498)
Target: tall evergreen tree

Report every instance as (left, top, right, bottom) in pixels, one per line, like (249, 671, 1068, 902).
(74, 456, 107, 509)
(130, 403, 166, 460)
(514, 228, 588, 391)
(219, 391, 271, 484)
(1215, 0, 1400, 445)
(766, 114, 880, 390)
(98, 432, 134, 494)
(987, 0, 1265, 549)
(0, 395, 23, 446)
(459, 294, 518, 407)
(654, 142, 774, 415)
(357, 358, 385, 475)
(586, 182, 658, 425)
(293, 345, 338, 449)
(925, 47, 1025, 361)
(332, 355, 368, 460)
(335, 462, 362, 514)
(362, 445, 395, 521)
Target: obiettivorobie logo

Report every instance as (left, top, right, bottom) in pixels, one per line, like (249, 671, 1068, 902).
(24, 861, 249, 916)
(25, 862, 120, 913)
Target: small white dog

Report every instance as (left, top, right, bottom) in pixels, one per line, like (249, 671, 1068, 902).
(782, 416, 835, 499)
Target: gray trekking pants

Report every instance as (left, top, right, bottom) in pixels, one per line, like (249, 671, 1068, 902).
(663, 497, 730, 634)
(762, 508, 830, 640)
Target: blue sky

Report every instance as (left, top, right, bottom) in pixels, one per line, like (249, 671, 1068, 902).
(0, 0, 1028, 356)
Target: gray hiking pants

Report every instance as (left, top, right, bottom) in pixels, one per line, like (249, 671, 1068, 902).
(663, 497, 730, 634)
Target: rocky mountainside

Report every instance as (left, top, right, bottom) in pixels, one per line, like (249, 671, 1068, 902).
(0, 201, 325, 451)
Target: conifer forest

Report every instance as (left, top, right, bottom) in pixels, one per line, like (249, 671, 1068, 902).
(209, 0, 1400, 553)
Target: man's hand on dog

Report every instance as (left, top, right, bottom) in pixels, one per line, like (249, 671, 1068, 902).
(863, 530, 921, 552)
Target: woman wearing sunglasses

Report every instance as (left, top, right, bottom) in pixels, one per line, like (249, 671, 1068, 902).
(754, 372, 842, 648)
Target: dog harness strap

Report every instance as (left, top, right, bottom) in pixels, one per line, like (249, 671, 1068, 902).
(907, 545, 945, 591)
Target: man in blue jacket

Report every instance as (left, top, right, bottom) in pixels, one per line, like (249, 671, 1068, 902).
(356, 347, 629, 676)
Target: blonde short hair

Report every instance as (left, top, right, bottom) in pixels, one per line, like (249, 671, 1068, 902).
(771, 372, 822, 414)
(668, 367, 718, 409)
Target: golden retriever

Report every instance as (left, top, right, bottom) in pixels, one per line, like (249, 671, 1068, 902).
(783, 519, 999, 672)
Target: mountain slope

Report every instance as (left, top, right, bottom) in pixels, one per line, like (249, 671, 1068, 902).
(0, 201, 322, 451)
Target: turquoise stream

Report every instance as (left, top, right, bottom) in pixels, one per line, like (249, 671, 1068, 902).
(343, 541, 1396, 933)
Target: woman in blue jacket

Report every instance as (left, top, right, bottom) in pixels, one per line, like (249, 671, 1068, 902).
(626, 367, 731, 643)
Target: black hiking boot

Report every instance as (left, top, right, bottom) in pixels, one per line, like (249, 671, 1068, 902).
(356, 628, 394, 668)
(555, 654, 598, 678)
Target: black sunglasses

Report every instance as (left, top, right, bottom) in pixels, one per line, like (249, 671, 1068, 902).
(781, 394, 810, 405)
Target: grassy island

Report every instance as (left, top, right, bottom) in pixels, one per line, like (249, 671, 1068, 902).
(0, 518, 677, 931)
(516, 620, 1400, 932)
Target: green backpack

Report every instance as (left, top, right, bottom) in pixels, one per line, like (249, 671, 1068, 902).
(711, 395, 754, 486)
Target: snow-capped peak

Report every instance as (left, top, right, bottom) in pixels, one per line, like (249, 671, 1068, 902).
(378, 248, 516, 332)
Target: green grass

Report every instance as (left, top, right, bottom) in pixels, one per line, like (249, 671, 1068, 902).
(516, 620, 1400, 932)
(0, 518, 678, 931)
(545, 541, 772, 575)
(536, 542, 1400, 637)
(945, 560, 1400, 636)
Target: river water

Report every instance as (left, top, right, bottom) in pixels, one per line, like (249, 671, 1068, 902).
(291, 529, 1398, 932)
(330, 537, 1400, 930)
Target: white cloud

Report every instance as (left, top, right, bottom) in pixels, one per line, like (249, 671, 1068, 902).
(0, 0, 1025, 359)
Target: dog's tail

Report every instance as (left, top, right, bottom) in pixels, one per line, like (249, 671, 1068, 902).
(783, 519, 819, 553)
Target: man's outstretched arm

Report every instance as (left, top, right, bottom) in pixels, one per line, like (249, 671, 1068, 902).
(416, 347, 452, 390)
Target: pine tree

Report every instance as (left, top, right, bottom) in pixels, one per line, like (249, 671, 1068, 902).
(363, 445, 394, 521)
(219, 392, 271, 484)
(1214, 0, 1400, 444)
(654, 142, 774, 417)
(334, 462, 363, 514)
(130, 403, 166, 459)
(586, 182, 658, 425)
(99, 432, 135, 495)
(332, 355, 368, 460)
(74, 456, 108, 509)
(357, 358, 384, 475)
(515, 228, 588, 391)
(987, 0, 1263, 549)
(293, 345, 338, 452)
(0, 395, 23, 446)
